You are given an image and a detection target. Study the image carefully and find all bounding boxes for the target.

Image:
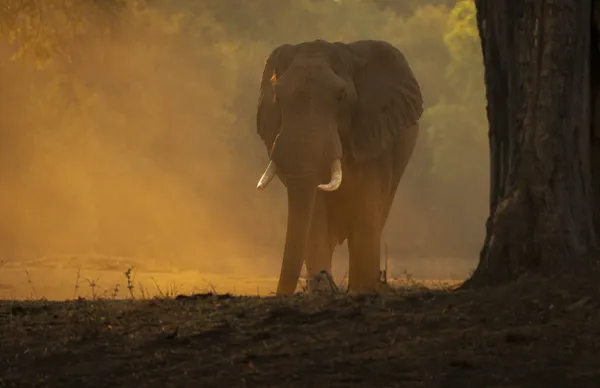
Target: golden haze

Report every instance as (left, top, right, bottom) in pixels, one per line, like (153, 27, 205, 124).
(0, 1, 485, 299)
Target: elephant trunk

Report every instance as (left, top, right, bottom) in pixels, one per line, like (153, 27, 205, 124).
(276, 176, 318, 295)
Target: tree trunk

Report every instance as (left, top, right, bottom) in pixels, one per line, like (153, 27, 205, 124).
(464, 0, 600, 287)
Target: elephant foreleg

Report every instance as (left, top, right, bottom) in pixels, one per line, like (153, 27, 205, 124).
(304, 192, 334, 291)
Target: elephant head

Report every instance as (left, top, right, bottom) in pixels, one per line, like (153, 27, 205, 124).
(256, 40, 423, 296)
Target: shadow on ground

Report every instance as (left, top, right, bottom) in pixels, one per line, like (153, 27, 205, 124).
(1, 271, 600, 387)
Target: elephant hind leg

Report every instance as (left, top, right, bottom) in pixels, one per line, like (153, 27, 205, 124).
(348, 218, 382, 293)
(347, 181, 383, 293)
(304, 192, 334, 291)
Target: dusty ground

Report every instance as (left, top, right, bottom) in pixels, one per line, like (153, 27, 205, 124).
(0, 255, 474, 300)
(1, 272, 600, 387)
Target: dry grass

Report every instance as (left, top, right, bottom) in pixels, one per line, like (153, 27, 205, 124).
(1, 268, 600, 386)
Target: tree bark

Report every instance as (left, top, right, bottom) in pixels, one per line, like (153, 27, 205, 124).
(464, 0, 600, 287)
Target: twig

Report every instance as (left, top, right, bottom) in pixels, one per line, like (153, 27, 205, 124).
(150, 277, 164, 298)
(202, 279, 218, 294)
(111, 283, 120, 299)
(124, 267, 136, 299)
(381, 242, 388, 285)
(138, 281, 147, 299)
(150, 278, 179, 298)
(72, 267, 81, 299)
(23, 267, 37, 298)
(85, 275, 101, 300)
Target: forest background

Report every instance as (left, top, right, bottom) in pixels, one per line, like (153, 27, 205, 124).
(0, 0, 486, 278)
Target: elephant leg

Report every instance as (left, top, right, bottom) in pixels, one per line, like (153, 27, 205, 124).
(348, 221, 382, 293)
(347, 184, 383, 293)
(304, 191, 333, 290)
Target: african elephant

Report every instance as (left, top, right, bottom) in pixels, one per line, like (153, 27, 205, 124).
(255, 40, 423, 296)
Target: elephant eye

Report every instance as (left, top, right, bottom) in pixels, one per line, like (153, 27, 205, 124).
(337, 88, 346, 102)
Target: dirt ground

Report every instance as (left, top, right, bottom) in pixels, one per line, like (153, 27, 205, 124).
(1, 272, 600, 387)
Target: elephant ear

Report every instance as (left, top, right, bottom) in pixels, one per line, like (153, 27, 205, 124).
(256, 44, 294, 156)
(347, 41, 423, 162)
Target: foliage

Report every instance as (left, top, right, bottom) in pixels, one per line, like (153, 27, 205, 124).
(0, 0, 126, 67)
(421, 0, 487, 213)
(0, 0, 487, 264)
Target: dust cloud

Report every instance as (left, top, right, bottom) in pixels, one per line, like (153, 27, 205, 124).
(0, 1, 487, 298)
(0, 4, 278, 277)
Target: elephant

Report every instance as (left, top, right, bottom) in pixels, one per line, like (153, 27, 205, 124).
(255, 39, 423, 296)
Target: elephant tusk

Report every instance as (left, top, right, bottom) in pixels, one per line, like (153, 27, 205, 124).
(256, 160, 277, 190)
(318, 159, 342, 192)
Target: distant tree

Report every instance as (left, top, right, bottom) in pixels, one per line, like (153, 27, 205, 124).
(370, 0, 455, 16)
(419, 0, 487, 224)
(0, 0, 125, 66)
(464, 0, 600, 287)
